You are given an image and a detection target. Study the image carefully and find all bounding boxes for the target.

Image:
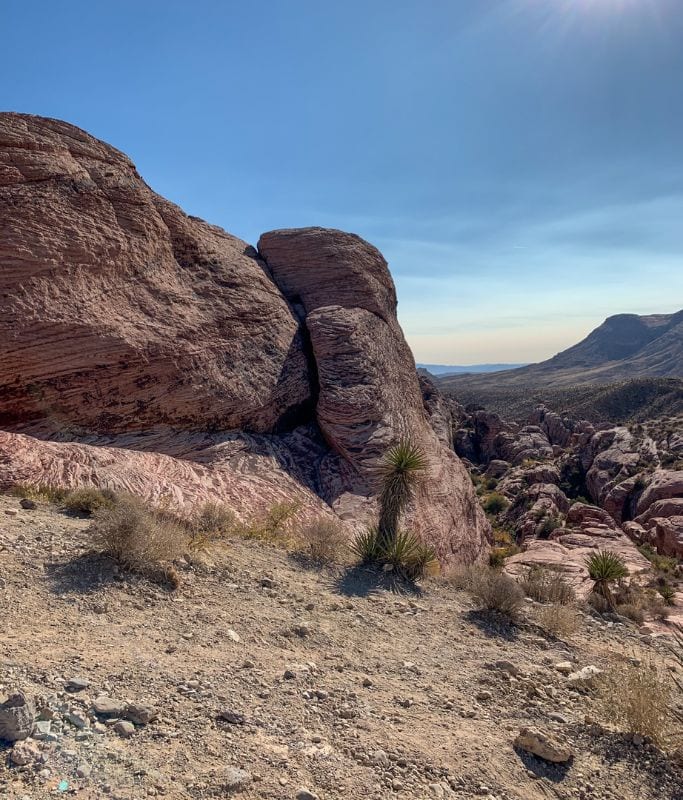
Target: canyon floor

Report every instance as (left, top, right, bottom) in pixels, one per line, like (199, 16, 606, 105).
(1, 495, 682, 800)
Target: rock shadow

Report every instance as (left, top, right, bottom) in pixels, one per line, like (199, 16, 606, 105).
(331, 563, 424, 598)
(464, 608, 520, 641)
(44, 551, 121, 595)
(514, 747, 572, 782)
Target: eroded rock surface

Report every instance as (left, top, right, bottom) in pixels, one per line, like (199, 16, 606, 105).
(0, 113, 490, 563)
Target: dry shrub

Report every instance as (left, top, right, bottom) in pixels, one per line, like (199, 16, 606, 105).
(9, 483, 68, 504)
(468, 566, 525, 619)
(537, 603, 579, 638)
(238, 501, 301, 545)
(518, 566, 575, 605)
(90, 494, 185, 574)
(616, 603, 646, 624)
(187, 502, 236, 549)
(298, 517, 347, 563)
(598, 661, 674, 746)
(63, 486, 116, 514)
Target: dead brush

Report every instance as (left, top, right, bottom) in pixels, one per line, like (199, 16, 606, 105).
(536, 603, 579, 638)
(89, 493, 185, 584)
(597, 659, 675, 747)
(237, 501, 301, 546)
(518, 565, 575, 605)
(186, 502, 236, 550)
(9, 483, 68, 504)
(467, 565, 525, 620)
(63, 486, 116, 515)
(298, 516, 347, 564)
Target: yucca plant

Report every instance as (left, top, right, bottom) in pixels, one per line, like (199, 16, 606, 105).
(382, 529, 437, 580)
(658, 584, 677, 606)
(350, 527, 383, 563)
(377, 439, 428, 546)
(585, 550, 628, 609)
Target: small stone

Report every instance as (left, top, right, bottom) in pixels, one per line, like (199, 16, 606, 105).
(10, 740, 41, 766)
(242, 660, 255, 669)
(476, 691, 493, 702)
(567, 665, 602, 684)
(495, 660, 521, 676)
(218, 709, 246, 725)
(554, 661, 573, 675)
(66, 711, 88, 729)
(548, 712, 569, 724)
(33, 720, 54, 740)
(514, 726, 573, 763)
(362, 677, 373, 688)
(114, 720, 135, 738)
(392, 778, 404, 791)
(296, 790, 319, 800)
(124, 703, 157, 725)
(66, 677, 90, 692)
(92, 696, 127, 717)
(226, 629, 241, 643)
(223, 767, 252, 792)
(19, 498, 37, 510)
(76, 762, 92, 778)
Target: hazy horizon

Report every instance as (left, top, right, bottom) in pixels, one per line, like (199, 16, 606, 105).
(3, 0, 683, 363)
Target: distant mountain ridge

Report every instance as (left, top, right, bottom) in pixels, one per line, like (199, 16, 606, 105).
(438, 310, 683, 391)
(417, 362, 528, 376)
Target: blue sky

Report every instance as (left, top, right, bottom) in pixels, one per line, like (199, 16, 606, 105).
(3, 0, 683, 363)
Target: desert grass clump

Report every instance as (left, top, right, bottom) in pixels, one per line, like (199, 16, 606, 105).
(638, 544, 679, 575)
(658, 584, 677, 606)
(469, 566, 525, 619)
(89, 493, 185, 576)
(187, 501, 236, 549)
(298, 517, 347, 564)
(483, 492, 508, 515)
(537, 603, 580, 638)
(9, 483, 68, 504)
(518, 565, 575, 605)
(597, 661, 674, 747)
(63, 486, 117, 515)
(585, 550, 628, 609)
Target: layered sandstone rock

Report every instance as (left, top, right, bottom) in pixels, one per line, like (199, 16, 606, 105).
(0, 113, 490, 564)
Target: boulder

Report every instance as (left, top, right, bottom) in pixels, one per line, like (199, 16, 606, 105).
(0, 113, 490, 565)
(0, 692, 34, 742)
(636, 470, 683, 517)
(514, 727, 573, 763)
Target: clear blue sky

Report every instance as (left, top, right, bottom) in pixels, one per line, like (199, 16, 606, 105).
(3, 0, 683, 364)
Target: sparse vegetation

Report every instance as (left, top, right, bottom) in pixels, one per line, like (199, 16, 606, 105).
(238, 501, 301, 544)
(483, 492, 508, 515)
(187, 501, 236, 549)
(9, 483, 68, 504)
(89, 493, 185, 581)
(585, 550, 628, 609)
(638, 544, 679, 575)
(536, 603, 579, 638)
(597, 661, 675, 747)
(658, 584, 677, 606)
(468, 566, 525, 619)
(351, 526, 437, 580)
(518, 565, 575, 605)
(536, 514, 562, 539)
(63, 486, 116, 515)
(377, 439, 428, 546)
(298, 516, 347, 563)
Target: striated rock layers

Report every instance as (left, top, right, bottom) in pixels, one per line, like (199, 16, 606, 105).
(0, 113, 490, 563)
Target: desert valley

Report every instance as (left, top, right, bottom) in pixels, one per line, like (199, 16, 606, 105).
(0, 112, 682, 800)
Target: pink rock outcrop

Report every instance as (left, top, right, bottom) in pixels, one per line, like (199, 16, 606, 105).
(0, 113, 490, 564)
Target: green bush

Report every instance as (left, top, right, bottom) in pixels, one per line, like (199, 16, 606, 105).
(351, 527, 437, 580)
(483, 493, 508, 515)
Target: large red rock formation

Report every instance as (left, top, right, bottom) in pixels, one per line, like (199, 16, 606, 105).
(0, 113, 490, 563)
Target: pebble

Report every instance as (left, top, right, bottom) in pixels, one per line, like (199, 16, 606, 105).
(76, 762, 92, 778)
(114, 720, 135, 738)
(223, 767, 252, 791)
(66, 677, 90, 692)
(296, 790, 319, 800)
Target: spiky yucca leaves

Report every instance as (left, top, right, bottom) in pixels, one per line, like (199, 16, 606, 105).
(585, 550, 628, 609)
(377, 440, 428, 545)
(350, 527, 437, 581)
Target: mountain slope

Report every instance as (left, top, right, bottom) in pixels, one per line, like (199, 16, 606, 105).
(439, 310, 683, 399)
